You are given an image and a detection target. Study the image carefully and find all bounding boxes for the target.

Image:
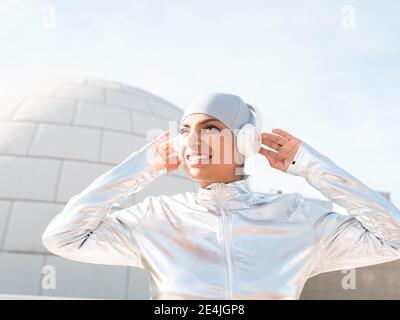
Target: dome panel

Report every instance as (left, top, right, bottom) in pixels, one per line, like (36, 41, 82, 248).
(13, 98, 77, 124)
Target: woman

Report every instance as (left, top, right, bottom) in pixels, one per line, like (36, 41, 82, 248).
(42, 92, 400, 300)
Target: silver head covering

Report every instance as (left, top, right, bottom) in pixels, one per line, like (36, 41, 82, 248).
(180, 92, 254, 133)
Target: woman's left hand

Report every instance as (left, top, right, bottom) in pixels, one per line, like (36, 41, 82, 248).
(258, 129, 302, 173)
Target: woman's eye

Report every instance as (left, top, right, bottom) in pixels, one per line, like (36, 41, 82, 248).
(178, 128, 189, 135)
(203, 125, 220, 134)
(178, 125, 220, 135)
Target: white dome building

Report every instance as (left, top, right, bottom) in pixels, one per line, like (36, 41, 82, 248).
(0, 76, 196, 299)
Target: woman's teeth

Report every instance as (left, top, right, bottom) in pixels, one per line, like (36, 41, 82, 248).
(186, 154, 212, 163)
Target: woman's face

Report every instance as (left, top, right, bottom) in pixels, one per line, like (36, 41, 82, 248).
(177, 113, 245, 186)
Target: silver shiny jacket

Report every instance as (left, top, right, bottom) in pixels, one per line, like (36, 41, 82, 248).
(42, 140, 400, 299)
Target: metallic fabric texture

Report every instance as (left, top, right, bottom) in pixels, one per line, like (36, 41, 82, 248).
(42, 139, 400, 299)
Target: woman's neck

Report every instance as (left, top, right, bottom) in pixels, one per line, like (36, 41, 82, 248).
(199, 176, 244, 189)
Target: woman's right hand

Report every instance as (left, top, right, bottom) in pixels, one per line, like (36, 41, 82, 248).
(152, 130, 181, 173)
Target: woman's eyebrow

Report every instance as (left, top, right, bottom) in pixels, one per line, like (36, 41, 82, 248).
(181, 118, 219, 128)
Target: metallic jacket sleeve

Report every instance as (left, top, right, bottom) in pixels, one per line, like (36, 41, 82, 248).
(287, 142, 400, 276)
(41, 140, 166, 266)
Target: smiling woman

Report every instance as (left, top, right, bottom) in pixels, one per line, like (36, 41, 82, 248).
(176, 113, 245, 188)
(42, 92, 400, 300)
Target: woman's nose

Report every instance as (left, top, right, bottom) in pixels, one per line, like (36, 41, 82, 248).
(184, 129, 202, 148)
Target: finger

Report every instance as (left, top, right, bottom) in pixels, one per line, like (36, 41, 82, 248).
(163, 142, 179, 164)
(261, 133, 288, 146)
(164, 144, 179, 160)
(167, 137, 178, 149)
(258, 147, 278, 160)
(157, 133, 175, 150)
(271, 128, 294, 140)
(262, 140, 281, 151)
(156, 130, 171, 143)
(160, 143, 172, 157)
(166, 154, 180, 165)
(159, 138, 171, 148)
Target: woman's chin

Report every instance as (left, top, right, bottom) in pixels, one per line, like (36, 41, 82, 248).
(184, 166, 213, 180)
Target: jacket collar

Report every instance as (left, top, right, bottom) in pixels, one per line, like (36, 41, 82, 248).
(195, 177, 253, 210)
(194, 177, 302, 219)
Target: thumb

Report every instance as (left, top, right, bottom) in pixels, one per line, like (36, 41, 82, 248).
(157, 130, 171, 142)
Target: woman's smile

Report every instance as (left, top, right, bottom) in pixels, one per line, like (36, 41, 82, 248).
(185, 153, 212, 166)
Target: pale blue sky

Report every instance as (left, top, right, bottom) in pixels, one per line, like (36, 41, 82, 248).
(1, 0, 399, 207)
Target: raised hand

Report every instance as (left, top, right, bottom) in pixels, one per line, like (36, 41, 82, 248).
(152, 130, 181, 173)
(258, 129, 302, 173)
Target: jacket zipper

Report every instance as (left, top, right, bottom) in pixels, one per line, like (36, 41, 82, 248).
(217, 183, 234, 299)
